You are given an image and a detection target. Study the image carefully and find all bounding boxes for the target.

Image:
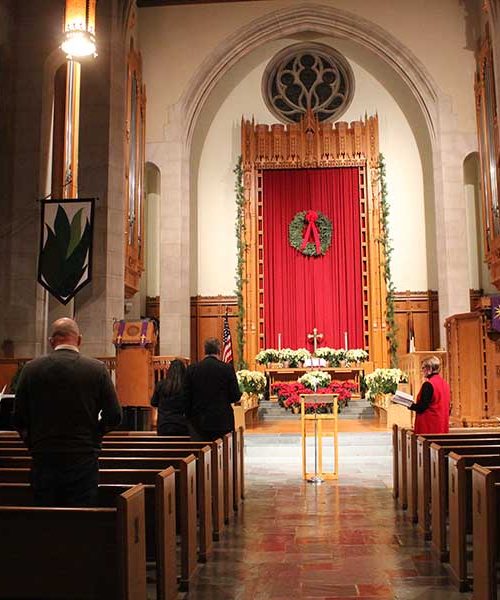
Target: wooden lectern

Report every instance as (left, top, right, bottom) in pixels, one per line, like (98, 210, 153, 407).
(112, 320, 157, 411)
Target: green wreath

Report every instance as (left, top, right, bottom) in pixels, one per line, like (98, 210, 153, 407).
(288, 210, 332, 257)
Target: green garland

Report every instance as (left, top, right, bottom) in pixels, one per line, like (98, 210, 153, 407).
(378, 154, 398, 366)
(233, 157, 248, 370)
(288, 210, 332, 256)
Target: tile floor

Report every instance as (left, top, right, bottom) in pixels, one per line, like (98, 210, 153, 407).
(161, 428, 473, 599)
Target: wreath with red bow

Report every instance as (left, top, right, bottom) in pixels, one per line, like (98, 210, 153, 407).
(288, 210, 332, 257)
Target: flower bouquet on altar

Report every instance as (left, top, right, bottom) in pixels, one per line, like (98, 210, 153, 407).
(344, 349, 369, 366)
(315, 347, 345, 367)
(277, 348, 295, 367)
(255, 348, 281, 367)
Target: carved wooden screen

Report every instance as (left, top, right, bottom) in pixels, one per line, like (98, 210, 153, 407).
(241, 112, 389, 368)
(476, 28, 500, 288)
(124, 40, 146, 298)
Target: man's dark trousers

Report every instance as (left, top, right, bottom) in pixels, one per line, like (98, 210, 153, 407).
(31, 453, 99, 507)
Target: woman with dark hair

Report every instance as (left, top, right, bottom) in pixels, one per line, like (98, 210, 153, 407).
(151, 359, 189, 436)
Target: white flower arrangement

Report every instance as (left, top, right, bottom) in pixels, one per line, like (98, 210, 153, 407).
(278, 347, 311, 367)
(236, 369, 267, 395)
(298, 370, 332, 390)
(364, 368, 409, 402)
(315, 347, 345, 366)
(294, 348, 312, 363)
(345, 349, 369, 366)
(278, 348, 295, 364)
(255, 348, 280, 365)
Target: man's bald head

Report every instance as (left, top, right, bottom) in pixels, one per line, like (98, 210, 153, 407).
(49, 318, 81, 349)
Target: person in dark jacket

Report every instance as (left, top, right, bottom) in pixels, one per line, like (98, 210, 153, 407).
(151, 358, 189, 436)
(184, 337, 241, 441)
(13, 318, 122, 507)
(408, 355, 450, 434)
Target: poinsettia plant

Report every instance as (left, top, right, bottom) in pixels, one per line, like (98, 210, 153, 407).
(271, 379, 358, 414)
(236, 370, 267, 395)
(255, 348, 281, 365)
(364, 368, 409, 402)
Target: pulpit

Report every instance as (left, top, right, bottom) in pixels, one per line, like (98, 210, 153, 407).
(112, 319, 157, 429)
(445, 311, 500, 426)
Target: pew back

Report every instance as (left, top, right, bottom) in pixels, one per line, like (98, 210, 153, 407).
(0, 483, 146, 599)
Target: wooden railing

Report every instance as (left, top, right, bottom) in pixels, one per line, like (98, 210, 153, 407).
(152, 356, 190, 385)
(0, 354, 190, 393)
(0, 358, 31, 393)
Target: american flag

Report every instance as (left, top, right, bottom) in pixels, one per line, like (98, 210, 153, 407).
(222, 312, 233, 364)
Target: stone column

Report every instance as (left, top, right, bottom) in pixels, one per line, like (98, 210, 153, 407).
(432, 99, 478, 343)
(148, 103, 191, 358)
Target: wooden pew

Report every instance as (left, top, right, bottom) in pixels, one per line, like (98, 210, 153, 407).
(472, 464, 500, 600)
(102, 439, 225, 541)
(99, 446, 212, 562)
(392, 424, 399, 500)
(0, 454, 198, 592)
(0, 425, 245, 508)
(0, 467, 178, 599)
(416, 434, 500, 538)
(105, 431, 236, 524)
(233, 427, 244, 507)
(0, 483, 146, 599)
(403, 429, 500, 525)
(429, 442, 500, 561)
(448, 453, 500, 592)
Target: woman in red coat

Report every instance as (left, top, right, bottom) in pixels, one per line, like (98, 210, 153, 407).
(409, 356, 450, 434)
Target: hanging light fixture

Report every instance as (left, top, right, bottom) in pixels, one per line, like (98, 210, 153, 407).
(61, 0, 97, 58)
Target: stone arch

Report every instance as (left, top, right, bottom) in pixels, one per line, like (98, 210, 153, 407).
(157, 2, 476, 354)
(179, 3, 440, 146)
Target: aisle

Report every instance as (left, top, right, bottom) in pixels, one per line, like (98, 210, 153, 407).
(179, 433, 470, 599)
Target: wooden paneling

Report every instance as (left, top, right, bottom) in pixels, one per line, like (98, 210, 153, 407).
(445, 310, 500, 425)
(475, 28, 500, 289)
(190, 296, 239, 363)
(394, 291, 440, 359)
(399, 351, 447, 397)
(241, 112, 389, 368)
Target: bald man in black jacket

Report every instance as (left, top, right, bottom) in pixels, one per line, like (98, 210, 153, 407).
(184, 337, 241, 441)
(14, 318, 122, 506)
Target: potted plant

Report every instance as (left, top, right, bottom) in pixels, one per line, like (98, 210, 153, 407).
(364, 368, 409, 404)
(291, 348, 311, 367)
(315, 347, 346, 367)
(277, 348, 295, 367)
(236, 369, 267, 410)
(255, 348, 281, 367)
(298, 370, 332, 390)
(344, 348, 369, 366)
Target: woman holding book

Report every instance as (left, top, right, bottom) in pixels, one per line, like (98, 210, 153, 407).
(408, 356, 450, 434)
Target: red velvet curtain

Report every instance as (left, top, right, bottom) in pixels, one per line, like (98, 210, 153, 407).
(263, 167, 363, 350)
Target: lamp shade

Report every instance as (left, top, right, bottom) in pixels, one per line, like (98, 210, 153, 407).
(61, 0, 97, 58)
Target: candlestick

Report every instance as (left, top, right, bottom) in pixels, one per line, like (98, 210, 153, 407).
(344, 331, 348, 350)
(278, 333, 282, 351)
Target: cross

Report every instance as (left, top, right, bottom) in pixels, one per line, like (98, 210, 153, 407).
(307, 327, 324, 353)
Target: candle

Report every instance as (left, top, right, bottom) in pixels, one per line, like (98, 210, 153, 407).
(344, 331, 348, 350)
(278, 333, 282, 351)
